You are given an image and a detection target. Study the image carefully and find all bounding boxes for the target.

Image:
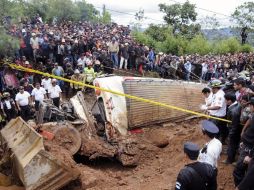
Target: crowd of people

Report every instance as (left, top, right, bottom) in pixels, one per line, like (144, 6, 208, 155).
(175, 78, 254, 190)
(0, 15, 254, 190)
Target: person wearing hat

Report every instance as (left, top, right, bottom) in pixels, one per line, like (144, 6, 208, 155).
(222, 93, 242, 164)
(70, 69, 85, 95)
(15, 86, 32, 121)
(198, 120, 222, 168)
(202, 79, 227, 144)
(1, 92, 17, 121)
(41, 75, 52, 98)
(233, 97, 254, 187)
(84, 61, 96, 84)
(175, 142, 217, 190)
(30, 32, 39, 61)
(48, 79, 62, 108)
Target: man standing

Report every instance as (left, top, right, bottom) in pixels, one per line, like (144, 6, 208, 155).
(223, 93, 242, 164)
(30, 33, 39, 61)
(108, 37, 119, 68)
(233, 97, 254, 187)
(119, 43, 129, 70)
(184, 58, 192, 81)
(175, 142, 217, 190)
(70, 69, 85, 95)
(15, 86, 31, 121)
(48, 79, 62, 108)
(234, 78, 253, 102)
(52, 62, 64, 89)
(204, 79, 227, 144)
(1, 92, 17, 121)
(31, 83, 47, 111)
(41, 76, 52, 97)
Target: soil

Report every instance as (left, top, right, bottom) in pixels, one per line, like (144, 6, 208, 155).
(62, 118, 235, 190)
(0, 118, 235, 190)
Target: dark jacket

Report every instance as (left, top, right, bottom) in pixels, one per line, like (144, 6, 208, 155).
(175, 162, 217, 190)
(227, 102, 242, 136)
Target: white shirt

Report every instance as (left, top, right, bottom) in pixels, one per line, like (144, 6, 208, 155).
(41, 78, 52, 91)
(77, 58, 86, 68)
(31, 87, 46, 102)
(209, 89, 226, 117)
(48, 85, 62, 99)
(1, 100, 12, 110)
(15, 91, 30, 106)
(205, 93, 213, 106)
(198, 138, 222, 168)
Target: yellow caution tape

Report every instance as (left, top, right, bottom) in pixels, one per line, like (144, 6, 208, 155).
(4, 61, 231, 123)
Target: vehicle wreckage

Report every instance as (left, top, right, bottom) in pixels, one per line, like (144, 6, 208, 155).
(0, 76, 206, 190)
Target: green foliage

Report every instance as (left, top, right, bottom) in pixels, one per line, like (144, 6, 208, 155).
(158, 0, 199, 38)
(240, 44, 254, 53)
(0, 27, 19, 57)
(186, 35, 211, 55)
(132, 25, 254, 55)
(0, 0, 104, 24)
(232, 2, 254, 29)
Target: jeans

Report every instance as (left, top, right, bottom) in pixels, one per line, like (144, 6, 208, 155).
(110, 53, 118, 68)
(119, 57, 128, 69)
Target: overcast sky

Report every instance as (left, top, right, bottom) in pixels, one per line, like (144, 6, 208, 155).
(86, 0, 249, 27)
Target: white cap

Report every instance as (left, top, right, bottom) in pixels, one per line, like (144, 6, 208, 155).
(74, 69, 80, 74)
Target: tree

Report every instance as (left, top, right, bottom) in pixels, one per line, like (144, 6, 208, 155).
(159, 0, 198, 37)
(232, 2, 254, 29)
(99, 4, 111, 24)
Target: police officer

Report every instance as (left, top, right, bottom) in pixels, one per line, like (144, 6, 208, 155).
(233, 97, 254, 186)
(198, 120, 222, 168)
(223, 93, 242, 164)
(198, 120, 222, 189)
(205, 79, 228, 144)
(175, 142, 217, 190)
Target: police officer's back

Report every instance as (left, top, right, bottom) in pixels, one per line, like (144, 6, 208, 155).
(175, 142, 217, 190)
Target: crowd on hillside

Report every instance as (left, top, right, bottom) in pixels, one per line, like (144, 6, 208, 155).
(0, 15, 254, 190)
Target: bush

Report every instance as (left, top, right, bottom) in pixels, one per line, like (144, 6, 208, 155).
(186, 35, 211, 55)
(240, 44, 254, 53)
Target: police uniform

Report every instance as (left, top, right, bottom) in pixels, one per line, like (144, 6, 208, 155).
(175, 142, 217, 190)
(209, 88, 228, 143)
(198, 120, 222, 168)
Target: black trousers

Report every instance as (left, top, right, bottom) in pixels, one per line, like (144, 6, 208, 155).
(209, 117, 228, 143)
(20, 105, 30, 121)
(52, 97, 60, 108)
(35, 100, 40, 111)
(227, 133, 241, 163)
(238, 159, 254, 190)
(233, 143, 253, 186)
(5, 108, 17, 121)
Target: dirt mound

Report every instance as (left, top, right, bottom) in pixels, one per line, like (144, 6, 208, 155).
(63, 119, 235, 190)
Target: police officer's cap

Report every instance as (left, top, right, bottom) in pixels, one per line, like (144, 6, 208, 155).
(202, 120, 219, 137)
(184, 142, 200, 160)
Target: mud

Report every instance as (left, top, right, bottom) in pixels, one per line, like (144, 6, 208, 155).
(1, 118, 235, 190)
(61, 119, 235, 190)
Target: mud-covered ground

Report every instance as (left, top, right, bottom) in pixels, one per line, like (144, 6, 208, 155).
(61, 118, 234, 190)
(0, 118, 234, 190)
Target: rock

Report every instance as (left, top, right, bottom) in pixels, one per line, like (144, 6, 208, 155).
(118, 180, 127, 186)
(0, 173, 11, 187)
(82, 175, 98, 189)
